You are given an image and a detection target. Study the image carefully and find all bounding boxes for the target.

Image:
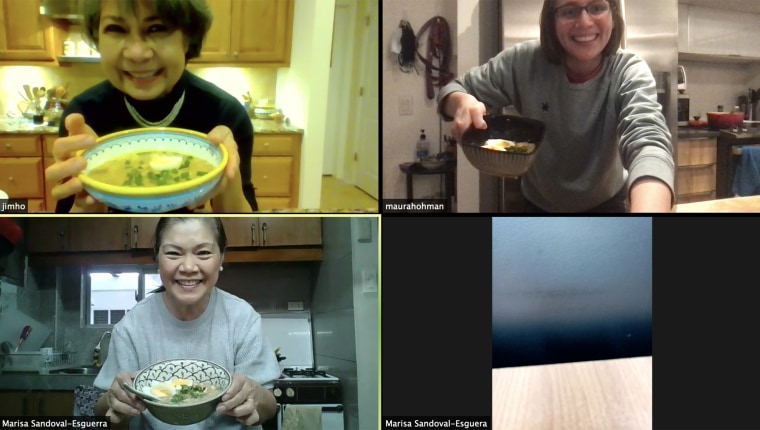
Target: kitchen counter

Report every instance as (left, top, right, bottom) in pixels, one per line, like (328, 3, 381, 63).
(675, 195, 760, 212)
(0, 372, 97, 391)
(718, 128, 760, 140)
(0, 120, 58, 134)
(678, 126, 720, 139)
(252, 119, 303, 134)
(493, 356, 652, 429)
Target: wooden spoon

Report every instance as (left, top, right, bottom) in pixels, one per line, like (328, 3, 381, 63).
(121, 382, 164, 403)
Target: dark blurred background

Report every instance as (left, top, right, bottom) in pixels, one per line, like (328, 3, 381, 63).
(492, 217, 652, 368)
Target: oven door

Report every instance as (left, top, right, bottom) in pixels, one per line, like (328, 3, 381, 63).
(280, 403, 344, 430)
(320, 404, 344, 430)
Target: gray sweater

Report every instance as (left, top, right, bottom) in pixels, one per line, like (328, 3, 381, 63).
(93, 288, 280, 430)
(439, 39, 675, 212)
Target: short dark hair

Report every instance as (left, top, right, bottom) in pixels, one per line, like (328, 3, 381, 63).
(539, 0, 624, 65)
(152, 217, 227, 261)
(80, 0, 213, 62)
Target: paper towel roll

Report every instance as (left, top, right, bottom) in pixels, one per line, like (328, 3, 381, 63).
(281, 405, 322, 430)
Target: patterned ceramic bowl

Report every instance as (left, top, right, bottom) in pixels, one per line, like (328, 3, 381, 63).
(77, 127, 227, 213)
(133, 359, 232, 426)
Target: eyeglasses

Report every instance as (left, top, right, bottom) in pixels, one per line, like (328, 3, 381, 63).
(554, 1, 611, 21)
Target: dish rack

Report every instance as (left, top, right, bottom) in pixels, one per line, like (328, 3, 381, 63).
(2, 351, 77, 375)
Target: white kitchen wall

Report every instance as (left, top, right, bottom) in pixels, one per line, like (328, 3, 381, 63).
(311, 216, 379, 430)
(311, 218, 357, 428)
(679, 60, 759, 118)
(382, 0, 458, 200)
(349, 217, 378, 430)
(275, 0, 335, 209)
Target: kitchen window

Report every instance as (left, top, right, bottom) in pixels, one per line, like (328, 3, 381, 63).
(83, 265, 162, 327)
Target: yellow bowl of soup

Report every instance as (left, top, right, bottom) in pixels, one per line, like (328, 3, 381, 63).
(133, 358, 232, 426)
(77, 127, 227, 213)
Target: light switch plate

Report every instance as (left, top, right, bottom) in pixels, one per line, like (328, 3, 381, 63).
(361, 270, 377, 293)
(287, 301, 304, 311)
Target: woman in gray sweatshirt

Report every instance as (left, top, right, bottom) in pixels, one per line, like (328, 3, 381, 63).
(439, 0, 674, 212)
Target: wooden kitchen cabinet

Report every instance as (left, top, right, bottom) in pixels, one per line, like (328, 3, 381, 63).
(676, 137, 717, 204)
(69, 218, 131, 251)
(0, 133, 58, 212)
(220, 217, 321, 247)
(25, 218, 68, 253)
(0, 0, 56, 61)
(0, 391, 75, 416)
(130, 218, 161, 249)
(0, 134, 46, 209)
(252, 133, 302, 209)
(194, 0, 294, 65)
(25, 218, 131, 252)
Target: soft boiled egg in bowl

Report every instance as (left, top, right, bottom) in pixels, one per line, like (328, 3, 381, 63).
(77, 127, 227, 213)
(133, 359, 231, 426)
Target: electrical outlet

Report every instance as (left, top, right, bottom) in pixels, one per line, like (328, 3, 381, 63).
(399, 95, 413, 115)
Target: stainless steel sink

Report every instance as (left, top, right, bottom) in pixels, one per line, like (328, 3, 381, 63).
(51, 366, 100, 375)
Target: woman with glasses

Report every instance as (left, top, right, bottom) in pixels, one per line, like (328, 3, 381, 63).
(439, 0, 674, 213)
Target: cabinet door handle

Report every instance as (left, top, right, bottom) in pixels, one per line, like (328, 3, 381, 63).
(8, 176, 14, 181)
(262, 222, 268, 246)
(123, 229, 128, 249)
(250, 223, 257, 246)
(59, 231, 65, 251)
(133, 225, 139, 248)
(5, 143, 10, 149)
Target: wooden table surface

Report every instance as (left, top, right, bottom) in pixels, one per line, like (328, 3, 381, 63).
(675, 195, 760, 212)
(492, 356, 652, 430)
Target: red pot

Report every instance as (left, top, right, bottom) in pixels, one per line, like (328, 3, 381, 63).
(706, 112, 744, 129)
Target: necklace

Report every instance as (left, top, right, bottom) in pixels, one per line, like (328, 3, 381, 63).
(124, 91, 186, 127)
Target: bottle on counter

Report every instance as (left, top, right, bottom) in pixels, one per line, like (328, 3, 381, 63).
(416, 129, 430, 162)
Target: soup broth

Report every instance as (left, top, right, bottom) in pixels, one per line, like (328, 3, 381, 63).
(88, 150, 214, 187)
(143, 379, 221, 405)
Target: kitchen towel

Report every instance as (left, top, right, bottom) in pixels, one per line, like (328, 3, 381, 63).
(281, 405, 322, 430)
(74, 385, 104, 416)
(732, 146, 760, 196)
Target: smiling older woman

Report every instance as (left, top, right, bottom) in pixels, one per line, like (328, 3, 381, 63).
(46, 0, 257, 214)
(439, 0, 675, 213)
(92, 218, 280, 429)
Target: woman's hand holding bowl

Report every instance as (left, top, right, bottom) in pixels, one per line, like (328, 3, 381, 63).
(216, 373, 261, 426)
(46, 113, 107, 212)
(106, 371, 145, 424)
(196, 125, 247, 212)
(448, 92, 488, 142)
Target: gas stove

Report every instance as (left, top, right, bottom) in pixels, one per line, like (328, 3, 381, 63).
(280, 367, 339, 381)
(273, 367, 341, 404)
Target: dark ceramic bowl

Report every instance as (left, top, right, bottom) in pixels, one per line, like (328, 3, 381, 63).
(459, 114, 545, 177)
